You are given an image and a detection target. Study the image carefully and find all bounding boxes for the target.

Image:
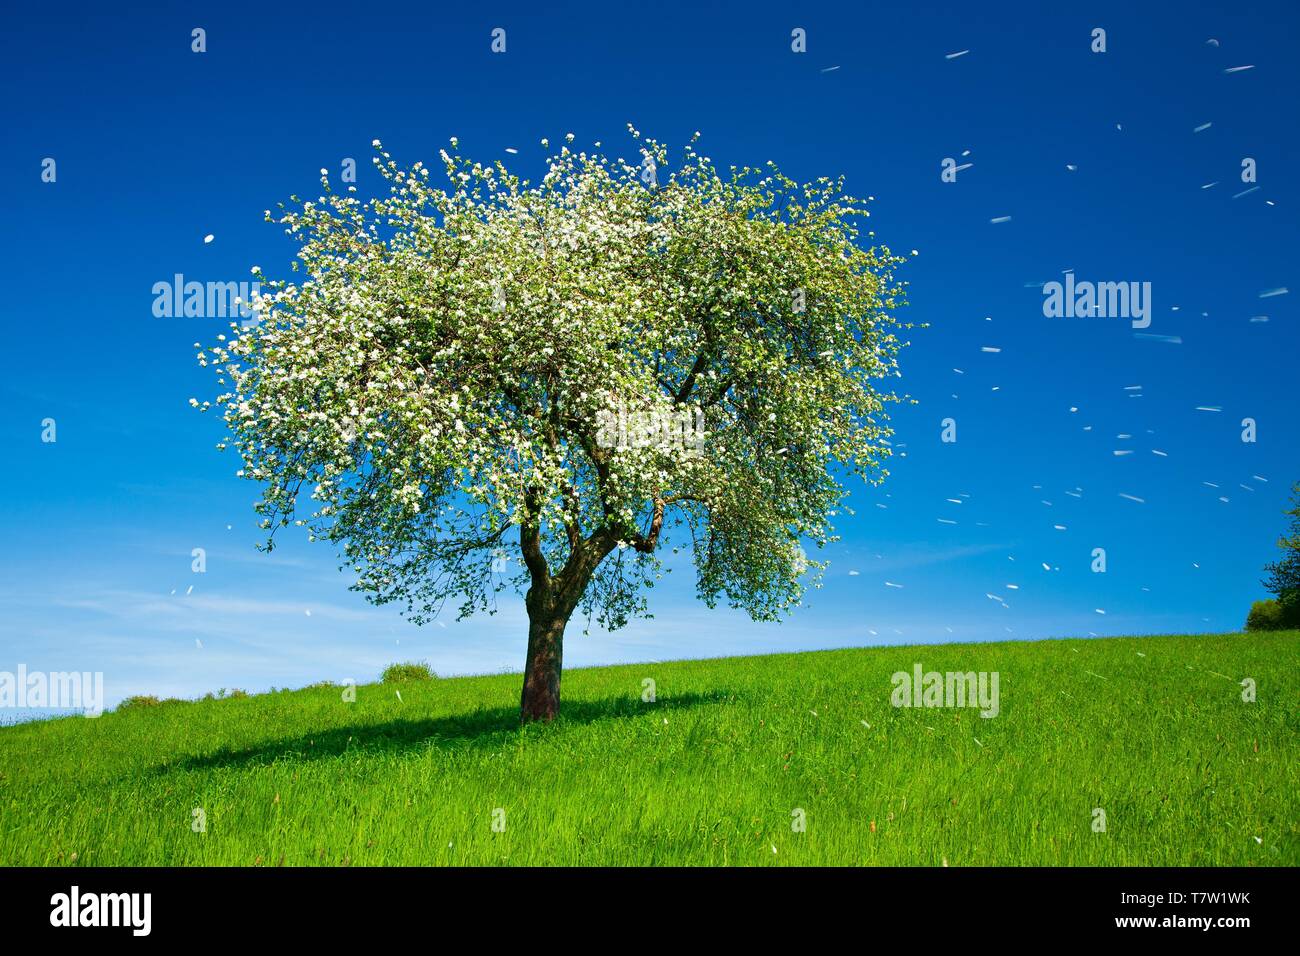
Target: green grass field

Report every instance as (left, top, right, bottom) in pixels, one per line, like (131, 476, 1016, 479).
(1, 631, 1295, 866)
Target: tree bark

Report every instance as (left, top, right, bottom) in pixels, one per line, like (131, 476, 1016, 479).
(520, 607, 566, 723)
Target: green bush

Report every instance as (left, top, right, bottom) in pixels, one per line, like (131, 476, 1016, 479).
(201, 688, 249, 701)
(117, 695, 162, 710)
(116, 695, 185, 711)
(1246, 598, 1300, 631)
(380, 661, 436, 684)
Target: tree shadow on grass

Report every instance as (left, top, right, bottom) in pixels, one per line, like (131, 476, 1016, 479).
(170, 691, 734, 774)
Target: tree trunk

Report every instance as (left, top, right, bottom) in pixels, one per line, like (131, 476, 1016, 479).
(520, 609, 566, 723)
(516, 524, 616, 724)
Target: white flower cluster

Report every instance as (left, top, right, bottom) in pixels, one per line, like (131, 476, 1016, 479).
(196, 128, 913, 628)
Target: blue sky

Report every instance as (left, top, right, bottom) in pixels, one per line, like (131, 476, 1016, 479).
(2, 0, 1296, 713)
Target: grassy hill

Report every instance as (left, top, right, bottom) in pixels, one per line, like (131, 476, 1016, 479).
(1, 630, 1295, 866)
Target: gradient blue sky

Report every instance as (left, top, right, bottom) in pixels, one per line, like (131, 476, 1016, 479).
(2, 0, 1296, 713)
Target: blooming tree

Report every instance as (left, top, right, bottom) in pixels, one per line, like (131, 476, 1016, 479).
(196, 128, 912, 722)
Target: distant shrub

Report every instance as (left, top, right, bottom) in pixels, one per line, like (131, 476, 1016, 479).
(201, 688, 249, 701)
(117, 695, 185, 711)
(117, 695, 162, 710)
(1246, 599, 1300, 631)
(381, 661, 436, 684)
